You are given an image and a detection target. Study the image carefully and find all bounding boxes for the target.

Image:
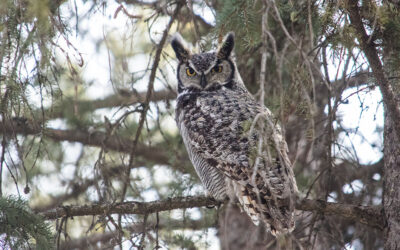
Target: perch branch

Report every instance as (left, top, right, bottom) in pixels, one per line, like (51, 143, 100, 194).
(39, 196, 217, 220)
(38, 196, 384, 230)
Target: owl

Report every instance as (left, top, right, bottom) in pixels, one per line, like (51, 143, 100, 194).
(171, 32, 298, 236)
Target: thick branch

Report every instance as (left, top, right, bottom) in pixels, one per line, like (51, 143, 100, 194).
(335, 159, 383, 182)
(39, 196, 217, 220)
(346, 1, 400, 140)
(47, 89, 176, 119)
(332, 70, 373, 95)
(38, 196, 384, 229)
(296, 198, 383, 230)
(0, 118, 171, 165)
(320, 159, 384, 196)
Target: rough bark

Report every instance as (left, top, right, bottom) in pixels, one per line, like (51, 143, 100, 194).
(383, 108, 400, 249)
(39, 196, 220, 220)
(382, 19, 400, 250)
(37, 195, 383, 228)
(345, 2, 400, 248)
(218, 204, 271, 250)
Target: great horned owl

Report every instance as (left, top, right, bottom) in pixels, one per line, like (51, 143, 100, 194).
(171, 32, 298, 235)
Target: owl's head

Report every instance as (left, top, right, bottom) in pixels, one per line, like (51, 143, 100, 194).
(171, 33, 240, 93)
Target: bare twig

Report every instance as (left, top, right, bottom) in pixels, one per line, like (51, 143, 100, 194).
(122, 0, 183, 210)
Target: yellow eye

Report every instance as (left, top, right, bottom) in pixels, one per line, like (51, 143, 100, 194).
(186, 67, 196, 77)
(212, 65, 223, 73)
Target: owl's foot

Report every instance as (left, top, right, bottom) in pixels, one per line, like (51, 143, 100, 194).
(205, 194, 217, 209)
(206, 204, 216, 209)
(205, 192, 228, 209)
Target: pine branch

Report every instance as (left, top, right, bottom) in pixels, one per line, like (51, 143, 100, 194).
(345, 0, 400, 140)
(0, 118, 173, 165)
(2, 118, 384, 230)
(0, 196, 54, 249)
(33, 162, 147, 212)
(38, 196, 384, 230)
(330, 70, 373, 96)
(59, 217, 213, 250)
(121, 0, 214, 31)
(327, 159, 383, 191)
(122, 1, 183, 210)
(46, 89, 176, 119)
(39, 196, 217, 220)
(296, 198, 383, 230)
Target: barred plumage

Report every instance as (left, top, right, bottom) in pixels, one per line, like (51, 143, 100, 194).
(172, 32, 298, 235)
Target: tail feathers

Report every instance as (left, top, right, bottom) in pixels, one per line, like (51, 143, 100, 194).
(235, 185, 260, 225)
(235, 184, 295, 236)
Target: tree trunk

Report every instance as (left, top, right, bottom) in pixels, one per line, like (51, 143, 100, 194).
(218, 204, 298, 249)
(218, 204, 271, 250)
(383, 41, 400, 248)
(383, 107, 400, 249)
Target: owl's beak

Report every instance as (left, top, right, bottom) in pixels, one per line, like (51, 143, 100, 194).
(200, 74, 207, 88)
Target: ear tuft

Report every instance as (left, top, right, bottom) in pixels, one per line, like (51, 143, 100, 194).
(217, 32, 235, 59)
(171, 33, 191, 62)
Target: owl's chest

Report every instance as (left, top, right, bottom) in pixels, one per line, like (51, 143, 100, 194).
(177, 92, 254, 126)
(176, 91, 258, 153)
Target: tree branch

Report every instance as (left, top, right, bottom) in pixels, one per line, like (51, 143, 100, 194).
(59, 217, 213, 250)
(0, 118, 172, 165)
(120, 0, 214, 32)
(296, 198, 383, 230)
(346, 1, 400, 140)
(39, 196, 217, 220)
(332, 70, 373, 95)
(33, 179, 95, 212)
(32, 162, 150, 212)
(335, 159, 383, 183)
(38, 196, 384, 230)
(4, 119, 384, 230)
(47, 89, 176, 119)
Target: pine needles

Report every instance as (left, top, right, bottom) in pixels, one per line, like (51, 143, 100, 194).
(0, 196, 54, 250)
(215, 0, 261, 49)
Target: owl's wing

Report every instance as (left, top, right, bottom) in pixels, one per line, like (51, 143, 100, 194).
(179, 122, 227, 201)
(179, 91, 297, 234)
